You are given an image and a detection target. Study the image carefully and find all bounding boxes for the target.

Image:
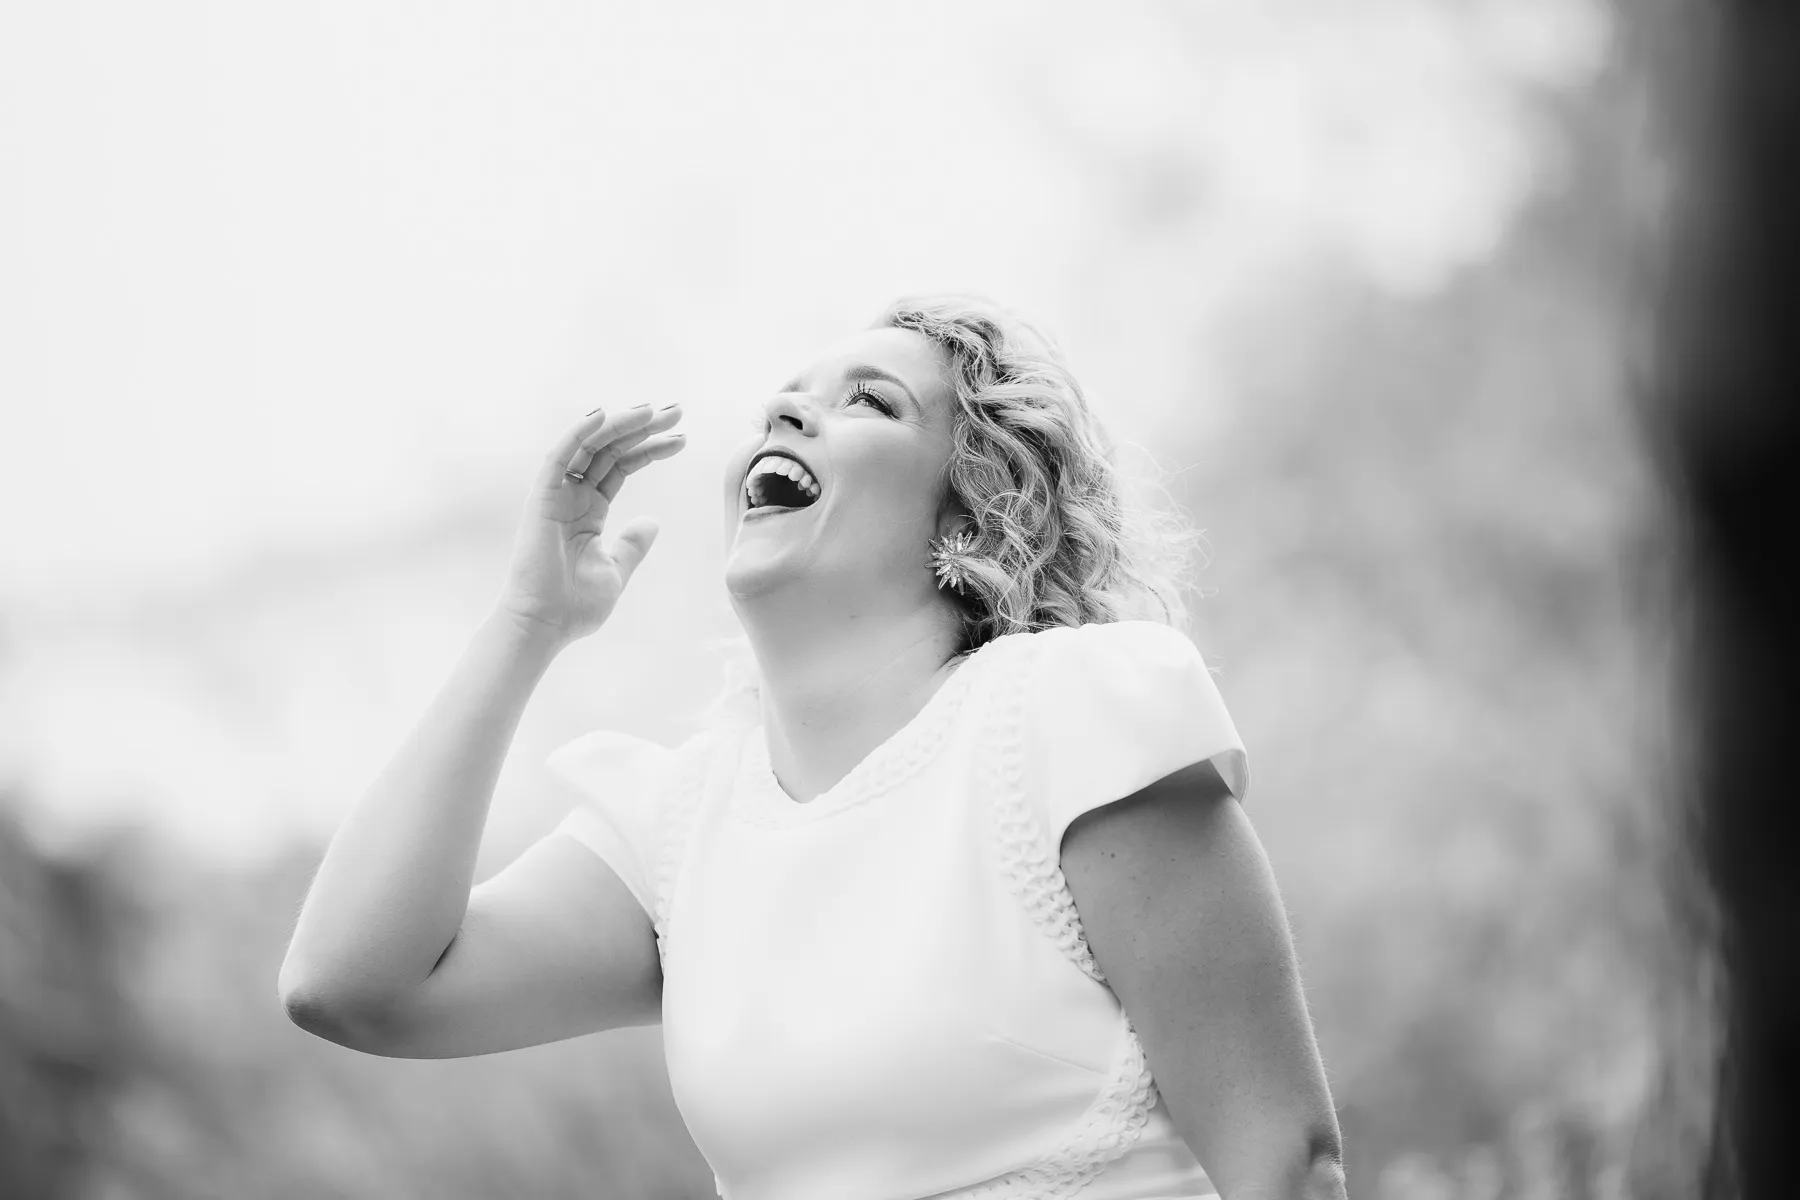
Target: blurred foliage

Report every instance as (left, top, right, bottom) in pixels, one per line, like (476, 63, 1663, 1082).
(0, 801, 124, 1199)
(1193, 87, 1707, 1200)
(0, 1, 1717, 1198)
(3, 811, 715, 1199)
(1051, 6, 1714, 1196)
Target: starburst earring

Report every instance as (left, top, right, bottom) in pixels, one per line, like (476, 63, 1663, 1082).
(929, 528, 978, 594)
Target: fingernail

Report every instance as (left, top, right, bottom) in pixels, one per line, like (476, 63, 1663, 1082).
(632, 403, 651, 412)
(586, 407, 603, 416)
(658, 403, 681, 411)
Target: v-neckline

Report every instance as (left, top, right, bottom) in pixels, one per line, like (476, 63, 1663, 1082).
(731, 634, 1020, 828)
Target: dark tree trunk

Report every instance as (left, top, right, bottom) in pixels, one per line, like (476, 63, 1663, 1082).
(1656, 4, 1800, 1197)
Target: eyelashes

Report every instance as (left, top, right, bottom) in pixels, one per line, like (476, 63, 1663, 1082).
(745, 384, 895, 432)
(846, 386, 894, 415)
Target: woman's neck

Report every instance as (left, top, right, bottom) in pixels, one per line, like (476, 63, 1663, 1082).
(742, 604, 963, 804)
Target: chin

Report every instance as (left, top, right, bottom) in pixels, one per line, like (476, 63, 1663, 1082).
(723, 543, 805, 603)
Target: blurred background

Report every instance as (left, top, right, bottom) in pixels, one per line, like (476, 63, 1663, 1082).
(0, 0, 1712, 1196)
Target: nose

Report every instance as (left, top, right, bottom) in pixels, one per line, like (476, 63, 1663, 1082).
(761, 390, 816, 435)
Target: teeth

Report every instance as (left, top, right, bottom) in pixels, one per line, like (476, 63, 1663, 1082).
(745, 455, 821, 508)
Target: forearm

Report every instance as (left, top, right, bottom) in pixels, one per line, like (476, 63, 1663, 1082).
(280, 611, 565, 1010)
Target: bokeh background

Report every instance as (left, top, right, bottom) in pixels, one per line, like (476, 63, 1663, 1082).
(0, 1, 1712, 1197)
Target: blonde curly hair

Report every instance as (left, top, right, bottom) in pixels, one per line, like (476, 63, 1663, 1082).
(700, 292, 1207, 729)
(880, 292, 1202, 649)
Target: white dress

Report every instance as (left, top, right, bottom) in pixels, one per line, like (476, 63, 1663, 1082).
(545, 620, 1251, 1200)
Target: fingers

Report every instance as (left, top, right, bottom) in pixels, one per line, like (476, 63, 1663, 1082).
(544, 407, 615, 485)
(563, 404, 683, 483)
(591, 431, 688, 500)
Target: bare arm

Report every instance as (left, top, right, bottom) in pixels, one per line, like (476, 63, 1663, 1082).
(294, 826, 665, 1058)
(278, 613, 592, 1032)
(1062, 761, 1347, 1200)
(279, 401, 685, 1053)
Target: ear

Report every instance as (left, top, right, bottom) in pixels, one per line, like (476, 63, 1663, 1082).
(936, 515, 976, 546)
(935, 490, 974, 543)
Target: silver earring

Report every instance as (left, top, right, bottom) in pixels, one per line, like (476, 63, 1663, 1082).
(929, 528, 977, 594)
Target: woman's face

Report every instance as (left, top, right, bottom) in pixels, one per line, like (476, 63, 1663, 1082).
(721, 325, 960, 602)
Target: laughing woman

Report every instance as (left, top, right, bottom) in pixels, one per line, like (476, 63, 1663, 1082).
(279, 295, 1347, 1200)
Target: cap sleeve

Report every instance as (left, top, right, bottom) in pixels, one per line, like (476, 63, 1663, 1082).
(1023, 621, 1250, 856)
(544, 730, 679, 921)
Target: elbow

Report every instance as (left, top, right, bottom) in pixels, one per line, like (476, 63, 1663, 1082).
(280, 983, 341, 1039)
(277, 971, 338, 1036)
(277, 963, 398, 1051)
(277, 964, 351, 1041)
(1220, 1124, 1346, 1200)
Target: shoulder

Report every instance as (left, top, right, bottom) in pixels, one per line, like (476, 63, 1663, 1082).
(545, 729, 680, 785)
(1026, 618, 1204, 668)
(545, 725, 731, 791)
(1013, 620, 1214, 712)
(544, 725, 734, 928)
(544, 726, 733, 847)
(998, 621, 1250, 852)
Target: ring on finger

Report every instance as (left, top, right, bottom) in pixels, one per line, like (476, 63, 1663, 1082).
(563, 468, 586, 483)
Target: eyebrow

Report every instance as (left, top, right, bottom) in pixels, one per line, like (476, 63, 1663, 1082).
(779, 363, 919, 410)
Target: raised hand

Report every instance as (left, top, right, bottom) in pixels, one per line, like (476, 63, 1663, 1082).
(495, 403, 687, 645)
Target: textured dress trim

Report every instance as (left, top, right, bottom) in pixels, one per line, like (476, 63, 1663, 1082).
(658, 630, 1167, 1198)
(983, 635, 1109, 986)
(937, 1015, 1159, 1200)
(954, 632, 1163, 1197)
(731, 641, 998, 829)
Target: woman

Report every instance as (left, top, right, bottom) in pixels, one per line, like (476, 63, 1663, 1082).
(280, 295, 1347, 1200)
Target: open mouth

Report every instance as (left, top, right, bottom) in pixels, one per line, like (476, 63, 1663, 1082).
(744, 453, 822, 514)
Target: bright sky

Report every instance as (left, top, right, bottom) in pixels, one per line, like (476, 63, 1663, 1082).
(0, 0, 1609, 864)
